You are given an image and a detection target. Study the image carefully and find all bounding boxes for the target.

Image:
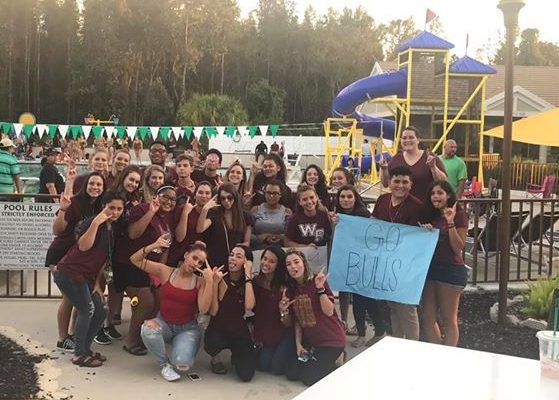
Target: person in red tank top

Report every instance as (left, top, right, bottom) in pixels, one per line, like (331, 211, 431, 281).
(204, 245, 257, 382)
(252, 246, 295, 375)
(129, 239, 215, 382)
(284, 250, 346, 387)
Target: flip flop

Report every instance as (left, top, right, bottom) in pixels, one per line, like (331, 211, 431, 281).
(71, 355, 103, 368)
(90, 351, 107, 362)
(123, 344, 147, 356)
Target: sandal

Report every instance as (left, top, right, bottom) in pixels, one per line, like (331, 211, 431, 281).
(123, 344, 148, 356)
(71, 355, 103, 368)
(90, 351, 107, 362)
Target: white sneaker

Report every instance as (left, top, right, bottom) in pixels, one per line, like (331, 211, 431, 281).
(161, 363, 181, 382)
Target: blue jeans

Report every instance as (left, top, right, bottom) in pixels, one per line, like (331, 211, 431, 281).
(141, 314, 200, 370)
(53, 271, 107, 357)
(258, 334, 295, 375)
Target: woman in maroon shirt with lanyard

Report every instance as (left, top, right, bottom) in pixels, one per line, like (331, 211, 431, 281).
(284, 250, 346, 386)
(204, 245, 257, 382)
(129, 238, 215, 382)
(53, 191, 125, 367)
(252, 246, 294, 375)
(113, 185, 178, 356)
(380, 126, 447, 202)
(418, 180, 468, 347)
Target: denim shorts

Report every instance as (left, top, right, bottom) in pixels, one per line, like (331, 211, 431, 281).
(426, 263, 468, 288)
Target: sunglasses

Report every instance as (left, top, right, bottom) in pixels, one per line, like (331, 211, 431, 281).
(220, 194, 234, 202)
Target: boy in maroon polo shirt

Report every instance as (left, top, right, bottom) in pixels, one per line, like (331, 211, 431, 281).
(371, 165, 422, 342)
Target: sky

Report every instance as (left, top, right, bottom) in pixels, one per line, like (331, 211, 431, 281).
(238, 0, 557, 61)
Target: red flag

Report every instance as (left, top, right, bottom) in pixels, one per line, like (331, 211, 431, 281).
(425, 8, 437, 24)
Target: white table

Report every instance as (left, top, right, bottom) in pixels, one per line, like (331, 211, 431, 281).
(294, 337, 559, 400)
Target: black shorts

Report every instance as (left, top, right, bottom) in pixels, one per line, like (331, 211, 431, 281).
(112, 262, 151, 293)
(44, 247, 68, 268)
(426, 263, 468, 288)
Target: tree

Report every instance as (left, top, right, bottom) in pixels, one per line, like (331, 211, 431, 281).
(379, 17, 420, 60)
(517, 29, 548, 66)
(245, 79, 286, 123)
(176, 93, 248, 126)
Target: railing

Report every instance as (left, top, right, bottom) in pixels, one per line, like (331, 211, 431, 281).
(480, 161, 559, 193)
(2, 196, 559, 298)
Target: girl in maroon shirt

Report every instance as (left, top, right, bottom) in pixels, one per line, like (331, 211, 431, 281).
(419, 180, 468, 347)
(284, 250, 346, 386)
(204, 245, 257, 382)
(301, 164, 331, 211)
(129, 239, 215, 382)
(53, 191, 125, 367)
(115, 186, 178, 356)
(253, 246, 294, 375)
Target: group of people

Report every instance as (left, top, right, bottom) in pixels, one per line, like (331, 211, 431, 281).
(40, 125, 469, 387)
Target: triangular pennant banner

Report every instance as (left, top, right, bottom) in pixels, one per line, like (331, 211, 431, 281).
(248, 125, 258, 138)
(183, 126, 193, 140)
(172, 127, 184, 139)
(70, 126, 81, 139)
(48, 124, 58, 138)
(58, 125, 69, 138)
(259, 125, 268, 136)
(138, 127, 150, 140)
(82, 125, 92, 140)
(269, 124, 279, 137)
(23, 125, 34, 138)
(216, 126, 226, 136)
(116, 126, 127, 139)
(160, 127, 170, 140)
(193, 127, 204, 139)
(225, 126, 236, 138)
(36, 124, 48, 138)
(1, 122, 12, 134)
(92, 126, 104, 139)
(204, 127, 217, 138)
(126, 126, 137, 139)
(13, 123, 23, 136)
(105, 126, 116, 138)
(149, 127, 159, 140)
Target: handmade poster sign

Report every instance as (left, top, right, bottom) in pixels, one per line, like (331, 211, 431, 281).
(329, 214, 439, 305)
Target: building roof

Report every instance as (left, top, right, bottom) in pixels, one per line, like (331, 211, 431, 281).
(395, 31, 454, 53)
(450, 56, 497, 75)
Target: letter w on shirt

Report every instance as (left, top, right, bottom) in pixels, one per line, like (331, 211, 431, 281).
(297, 223, 324, 242)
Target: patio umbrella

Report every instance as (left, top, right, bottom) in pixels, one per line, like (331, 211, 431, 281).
(481, 107, 559, 147)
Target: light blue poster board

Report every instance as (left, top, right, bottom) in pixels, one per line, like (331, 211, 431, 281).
(328, 214, 439, 305)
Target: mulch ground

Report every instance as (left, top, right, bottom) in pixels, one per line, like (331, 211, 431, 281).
(0, 334, 48, 399)
(458, 290, 540, 360)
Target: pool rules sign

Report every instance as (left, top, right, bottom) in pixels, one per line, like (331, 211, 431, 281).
(0, 202, 59, 270)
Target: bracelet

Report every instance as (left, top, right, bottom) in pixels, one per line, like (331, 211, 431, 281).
(59, 208, 67, 212)
(244, 275, 252, 283)
(280, 311, 289, 318)
(316, 288, 326, 296)
(447, 224, 455, 229)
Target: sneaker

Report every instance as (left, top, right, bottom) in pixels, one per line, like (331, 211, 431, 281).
(161, 363, 181, 382)
(366, 333, 387, 347)
(94, 329, 112, 345)
(350, 336, 366, 348)
(113, 314, 122, 326)
(345, 324, 358, 336)
(105, 325, 122, 340)
(56, 335, 75, 352)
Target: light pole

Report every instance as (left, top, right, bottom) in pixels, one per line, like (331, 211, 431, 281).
(497, 0, 524, 324)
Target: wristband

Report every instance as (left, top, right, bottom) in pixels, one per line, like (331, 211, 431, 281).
(447, 224, 455, 229)
(316, 288, 326, 296)
(59, 208, 67, 212)
(245, 275, 252, 283)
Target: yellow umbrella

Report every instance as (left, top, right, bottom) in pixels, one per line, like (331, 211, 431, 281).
(481, 108, 559, 147)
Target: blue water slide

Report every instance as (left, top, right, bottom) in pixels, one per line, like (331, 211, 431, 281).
(331, 69, 408, 140)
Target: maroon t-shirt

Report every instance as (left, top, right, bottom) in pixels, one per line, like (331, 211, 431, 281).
(388, 151, 446, 202)
(114, 203, 175, 266)
(56, 218, 113, 286)
(285, 210, 332, 246)
(48, 199, 95, 252)
(431, 206, 469, 266)
(372, 193, 423, 226)
(289, 281, 345, 348)
(175, 185, 195, 207)
(167, 206, 202, 267)
(253, 280, 290, 346)
(207, 275, 251, 339)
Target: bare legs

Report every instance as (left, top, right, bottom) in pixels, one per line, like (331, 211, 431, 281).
(420, 281, 462, 346)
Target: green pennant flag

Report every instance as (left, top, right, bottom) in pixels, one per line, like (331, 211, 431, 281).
(248, 125, 258, 138)
(138, 126, 150, 140)
(23, 124, 35, 138)
(269, 124, 280, 137)
(92, 126, 104, 139)
(116, 126, 127, 139)
(183, 126, 193, 140)
(160, 127, 170, 140)
(225, 126, 236, 138)
(48, 124, 58, 138)
(1, 122, 13, 134)
(70, 126, 82, 139)
(204, 127, 217, 138)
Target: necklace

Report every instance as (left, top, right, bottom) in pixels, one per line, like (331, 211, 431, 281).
(388, 199, 404, 222)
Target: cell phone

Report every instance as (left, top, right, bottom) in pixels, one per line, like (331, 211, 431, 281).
(188, 373, 201, 381)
